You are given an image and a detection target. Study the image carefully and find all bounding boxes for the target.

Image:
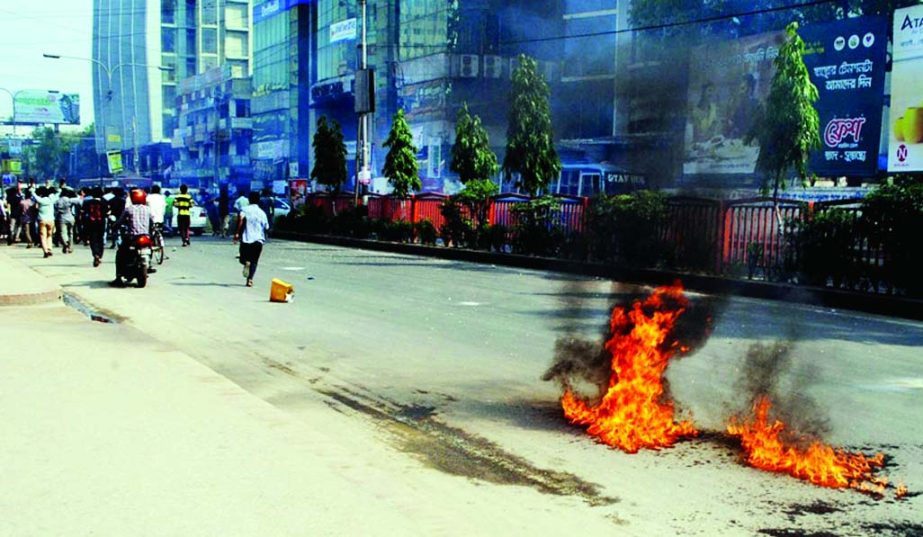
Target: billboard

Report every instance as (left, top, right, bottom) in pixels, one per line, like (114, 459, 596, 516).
(330, 18, 357, 43)
(683, 31, 784, 176)
(802, 17, 888, 177)
(889, 5, 923, 172)
(14, 91, 80, 125)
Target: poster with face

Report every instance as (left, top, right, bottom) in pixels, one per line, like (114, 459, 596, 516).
(683, 31, 784, 177)
(889, 5, 923, 172)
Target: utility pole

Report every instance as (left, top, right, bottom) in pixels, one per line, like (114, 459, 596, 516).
(214, 86, 222, 194)
(355, 0, 370, 206)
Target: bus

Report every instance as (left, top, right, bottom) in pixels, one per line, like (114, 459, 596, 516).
(552, 163, 646, 197)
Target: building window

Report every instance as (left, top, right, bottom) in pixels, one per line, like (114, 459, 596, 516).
(226, 33, 248, 58)
(235, 99, 250, 117)
(202, 0, 217, 25)
(226, 4, 248, 29)
(202, 28, 218, 54)
(185, 0, 197, 27)
(186, 57, 197, 76)
(162, 28, 177, 53)
(162, 0, 176, 24)
(186, 29, 197, 54)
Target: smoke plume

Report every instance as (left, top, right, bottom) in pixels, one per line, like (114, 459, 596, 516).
(731, 341, 831, 442)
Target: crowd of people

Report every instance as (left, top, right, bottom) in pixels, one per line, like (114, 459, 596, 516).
(1, 181, 270, 287)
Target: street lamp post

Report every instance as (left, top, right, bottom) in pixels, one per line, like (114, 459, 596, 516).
(42, 53, 172, 181)
(0, 87, 25, 137)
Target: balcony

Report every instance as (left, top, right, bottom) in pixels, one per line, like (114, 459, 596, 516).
(230, 117, 253, 130)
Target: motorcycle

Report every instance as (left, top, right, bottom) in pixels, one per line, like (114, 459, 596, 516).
(115, 234, 153, 288)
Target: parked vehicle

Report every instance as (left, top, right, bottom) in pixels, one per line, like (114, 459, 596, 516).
(272, 198, 291, 222)
(170, 204, 208, 235)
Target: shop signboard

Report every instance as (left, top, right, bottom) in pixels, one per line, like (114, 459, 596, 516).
(803, 16, 887, 177)
(889, 5, 923, 171)
(330, 18, 357, 43)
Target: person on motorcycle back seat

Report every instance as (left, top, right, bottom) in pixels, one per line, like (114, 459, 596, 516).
(111, 189, 153, 287)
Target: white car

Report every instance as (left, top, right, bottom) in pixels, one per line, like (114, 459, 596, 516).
(170, 205, 208, 236)
(272, 198, 291, 222)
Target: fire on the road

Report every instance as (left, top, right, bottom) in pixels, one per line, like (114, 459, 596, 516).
(557, 282, 906, 497)
(728, 396, 888, 494)
(561, 282, 697, 453)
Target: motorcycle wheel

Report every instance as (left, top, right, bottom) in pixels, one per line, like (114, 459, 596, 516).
(137, 260, 148, 288)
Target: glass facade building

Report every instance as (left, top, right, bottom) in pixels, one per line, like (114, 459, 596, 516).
(93, 0, 251, 178)
(251, 0, 312, 184)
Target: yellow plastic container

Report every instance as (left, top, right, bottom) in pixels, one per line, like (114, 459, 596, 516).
(903, 107, 923, 144)
(270, 278, 294, 303)
(894, 117, 905, 142)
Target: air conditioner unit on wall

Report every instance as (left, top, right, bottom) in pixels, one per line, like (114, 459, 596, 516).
(483, 55, 503, 79)
(459, 54, 479, 78)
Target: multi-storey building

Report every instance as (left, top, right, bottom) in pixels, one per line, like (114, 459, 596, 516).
(251, 0, 564, 193)
(250, 0, 313, 186)
(172, 66, 253, 190)
(92, 0, 251, 179)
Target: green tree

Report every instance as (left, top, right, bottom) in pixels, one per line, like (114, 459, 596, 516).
(383, 109, 421, 199)
(61, 124, 98, 179)
(30, 127, 72, 181)
(503, 54, 561, 197)
(311, 116, 348, 196)
(451, 103, 499, 231)
(746, 22, 820, 206)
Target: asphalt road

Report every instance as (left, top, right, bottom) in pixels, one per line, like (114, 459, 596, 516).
(11, 236, 923, 536)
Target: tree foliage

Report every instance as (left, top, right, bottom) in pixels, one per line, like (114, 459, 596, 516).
(383, 109, 421, 198)
(27, 127, 72, 180)
(451, 103, 498, 185)
(503, 54, 561, 197)
(311, 116, 348, 195)
(746, 21, 820, 198)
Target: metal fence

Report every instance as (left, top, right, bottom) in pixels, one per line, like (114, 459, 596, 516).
(298, 192, 899, 295)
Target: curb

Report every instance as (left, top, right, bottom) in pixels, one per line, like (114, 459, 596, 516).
(273, 231, 923, 321)
(0, 251, 64, 307)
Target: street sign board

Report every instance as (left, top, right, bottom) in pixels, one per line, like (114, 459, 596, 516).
(107, 151, 123, 174)
(14, 90, 80, 125)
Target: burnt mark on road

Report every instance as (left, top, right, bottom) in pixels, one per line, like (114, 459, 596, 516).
(318, 387, 618, 507)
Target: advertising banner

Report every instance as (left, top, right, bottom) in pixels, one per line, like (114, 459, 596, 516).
(14, 91, 80, 125)
(330, 18, 357, 43)
(107, 151, 123, 174)
(802, 17, 887, 177)
(889, 5, 923, 172)
(683, 31, 784, 176)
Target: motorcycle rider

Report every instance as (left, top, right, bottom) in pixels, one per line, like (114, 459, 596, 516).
(110, 189, 153, 287)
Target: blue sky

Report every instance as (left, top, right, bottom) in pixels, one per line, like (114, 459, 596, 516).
(0, 1, 95, 132)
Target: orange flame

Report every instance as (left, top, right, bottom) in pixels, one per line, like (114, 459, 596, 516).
(561, 283, 697, 453)
(728, 396, 888, 493)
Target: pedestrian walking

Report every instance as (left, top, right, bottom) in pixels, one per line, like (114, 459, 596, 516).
(218, 186, 229, 237)
(173, 184, 194, 247)
(55, 188, 81, 254)
(234, 191, 269, 288)
(107, 188, 126, 249)
(33, 186, 59, 258)
(0, 194, 8, 243)
(147, 185, 166, 231)
(81, 188, 108, 267)
(163, 190, 174, 234)
(6, 186, 23, 245)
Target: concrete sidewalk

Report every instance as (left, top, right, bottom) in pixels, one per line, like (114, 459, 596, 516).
(0, 247, 62, 305)
(0, 248, 626, 537)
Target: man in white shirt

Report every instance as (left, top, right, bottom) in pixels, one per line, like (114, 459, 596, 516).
(233, 191, 269, 288)
(147, 185, 167, 228)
